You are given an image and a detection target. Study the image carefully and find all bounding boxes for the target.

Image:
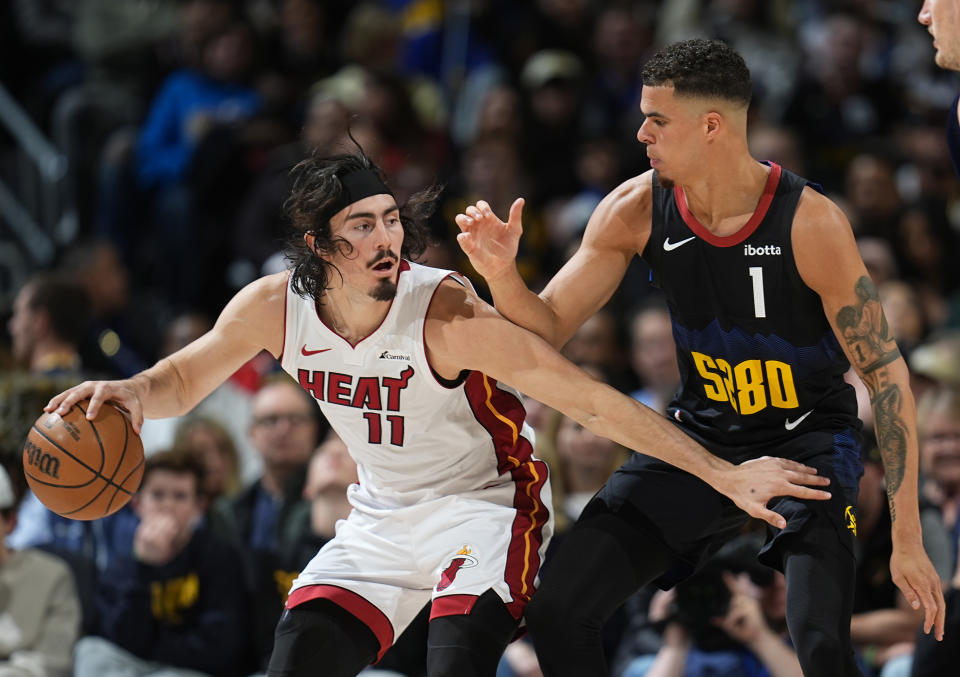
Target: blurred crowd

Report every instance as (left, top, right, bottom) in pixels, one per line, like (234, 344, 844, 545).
(1, 1, 960, 676)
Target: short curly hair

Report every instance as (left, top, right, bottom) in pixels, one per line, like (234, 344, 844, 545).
(284, 152, 439, 304)
(641, 39, 752, 106)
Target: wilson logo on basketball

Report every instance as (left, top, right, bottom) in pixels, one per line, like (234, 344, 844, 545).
(23, 439, 61, 479)
(436, 545, 479, 592)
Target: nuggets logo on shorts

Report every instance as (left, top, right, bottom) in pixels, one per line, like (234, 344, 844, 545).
(844, 505, 857, 535)
(436, 545, 479, 592)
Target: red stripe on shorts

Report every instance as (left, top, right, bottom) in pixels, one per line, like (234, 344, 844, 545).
(464, 372, 549, 619)
(286, 584, 395, 662)
(430, 594, 479, 619)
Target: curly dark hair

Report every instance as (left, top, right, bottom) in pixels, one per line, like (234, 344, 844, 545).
(641, 39, 752, 106)
(284, 152, 440, 304)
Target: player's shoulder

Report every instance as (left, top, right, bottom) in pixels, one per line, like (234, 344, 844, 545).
(239, 271, 290, 303)
(584, 171, 654, 249)
(793, 185, 851, 237)
(220, 271, 289, 329)
(596, 170, 654, 220)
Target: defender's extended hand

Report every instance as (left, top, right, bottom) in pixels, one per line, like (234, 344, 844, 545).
(720, 456, 831, 529)
(891, 542, 946, 641)
(455, 198, 525, 282)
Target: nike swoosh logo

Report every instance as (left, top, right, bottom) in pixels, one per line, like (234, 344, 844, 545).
(301, 345, 332, 356)
(663, 236, 696, 251)
(784, 410, 813, 431)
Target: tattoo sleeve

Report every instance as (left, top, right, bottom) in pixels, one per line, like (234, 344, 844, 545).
(835, 275, 908, 522)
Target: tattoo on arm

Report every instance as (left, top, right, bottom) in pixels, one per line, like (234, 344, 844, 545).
(835, 277, 900, 374)
(835, 275, 907, 522)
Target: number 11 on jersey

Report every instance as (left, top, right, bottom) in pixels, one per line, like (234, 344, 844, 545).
(749, 267, 766, 318)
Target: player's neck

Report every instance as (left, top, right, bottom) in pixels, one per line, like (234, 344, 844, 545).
(679, 155, 770, 236)
(319, 286, 392, 345)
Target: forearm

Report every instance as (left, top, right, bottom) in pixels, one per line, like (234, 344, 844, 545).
(581, 383, 733, 489)
(865, 359, 922, 533)
(748, 632, 803, 677)
(487, 267, 566, 348)
(851, 608, 922, 645)
(129, 358, 193, 419)
(644, 624, 690, 677)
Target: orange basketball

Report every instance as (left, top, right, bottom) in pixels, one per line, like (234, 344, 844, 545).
(22, 399, 144, 520)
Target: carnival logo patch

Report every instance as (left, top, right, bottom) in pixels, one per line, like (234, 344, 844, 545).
(379, 350, 412, 361)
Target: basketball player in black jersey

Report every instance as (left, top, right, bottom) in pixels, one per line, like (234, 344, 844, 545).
(919, 0, 960, 178)
(457, 39, 945, 676)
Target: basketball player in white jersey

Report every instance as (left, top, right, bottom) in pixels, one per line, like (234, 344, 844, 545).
(46, 152, 834, 676)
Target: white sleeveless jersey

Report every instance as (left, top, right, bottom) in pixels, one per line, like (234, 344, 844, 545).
(280, 261, 541, 508)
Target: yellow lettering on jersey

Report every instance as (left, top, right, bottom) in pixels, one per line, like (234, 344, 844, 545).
(690, 352, 799, 415)
(766, 360, 799, 408)
(150, 573, 200, 624)
(691, 352, 726, 401)
(274, 570, 299, 603)
(734, 359, 766, 415)
(715, 358, 739, 413)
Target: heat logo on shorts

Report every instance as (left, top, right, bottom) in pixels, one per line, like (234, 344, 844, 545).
(436, 545, 479, 592)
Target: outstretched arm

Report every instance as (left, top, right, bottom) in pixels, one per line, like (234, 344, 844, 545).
(45, 272, 288, 432)
(794, 188, 945, 639)
(455, 173, 653, 348)
(425, 280, 832, 529)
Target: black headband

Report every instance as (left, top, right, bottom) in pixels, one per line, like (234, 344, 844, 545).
(327, 169, 394, 216)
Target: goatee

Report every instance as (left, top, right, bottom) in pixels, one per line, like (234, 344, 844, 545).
(370, 279, 397, 302)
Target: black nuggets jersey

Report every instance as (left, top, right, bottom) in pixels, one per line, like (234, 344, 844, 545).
(643, 163, 860, 452)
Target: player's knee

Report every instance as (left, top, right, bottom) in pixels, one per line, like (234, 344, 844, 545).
(526, 586, 574, 634)
(268, 603, 379, 677)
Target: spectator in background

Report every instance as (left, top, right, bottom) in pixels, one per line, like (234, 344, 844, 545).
(7, 273, 88, 377)
(174, 416, 241, 501)
(134, 17, 262, 309)
(857, 237, 899, 288)
(442, 132, 551, 296)
(843, 151, 903, 240)
(561, 308, 631, 393)
(892, 203, 960, 329)
(638, 541, 804, 677)
(302, 429, 357, 546)
(879, 280, 929, 361)
(537, 407, 630, 539)
(215, 377, 319, 672)
(60, 239, 169, 377)
(233, 92, 353, 280)
(628, 298, 681, 414)
(0, 460, 81, 677)
(748, 124, 805, 176)
(73, 449, 248, 677)
(916, 385, 960, 578)
(519, 49, 585, 203)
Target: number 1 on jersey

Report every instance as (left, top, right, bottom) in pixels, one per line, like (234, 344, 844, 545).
(749, 267, 766, 318)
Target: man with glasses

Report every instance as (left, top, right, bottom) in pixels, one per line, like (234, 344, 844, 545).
(217, 377, 320, 671)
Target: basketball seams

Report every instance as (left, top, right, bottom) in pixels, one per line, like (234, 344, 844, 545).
(75, 403, 106, 474)
(65, 403, 127, 518)
(25, 400, 144, 520)
(29, 425, 106, 488)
